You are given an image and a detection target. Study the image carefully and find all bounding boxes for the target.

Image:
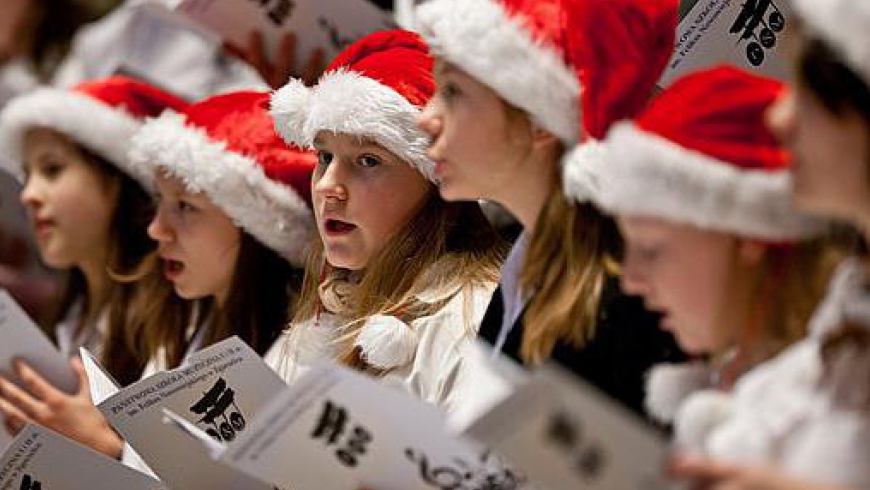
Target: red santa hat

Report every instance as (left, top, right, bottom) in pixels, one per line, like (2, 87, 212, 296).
(567, 66, 824, 241)
(129, 91, 316, 266)
(271, 29, 436, 182)
(790, 0, 870, 85)
(414, 0, 678, 144)
(0, 76, 188, 186)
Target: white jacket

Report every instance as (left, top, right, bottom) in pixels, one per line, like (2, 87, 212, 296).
(265, 282, 497, 418)
(671, 257, 870, 488)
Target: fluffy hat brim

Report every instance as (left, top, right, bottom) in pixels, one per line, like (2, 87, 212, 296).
(129, 111, 314, 266)
(0, 88, 146, 188)
(415, 0, 580, 144)
(271, 71, 436, 182)
(563, 123, 826, 241)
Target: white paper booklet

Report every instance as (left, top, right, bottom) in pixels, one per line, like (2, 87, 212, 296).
(0, 291, 77, 449)
(168, 363, 526, 490)
(79, 347, 120, 406)
(98, 336, 286, 490)
(466, 364, 673, 490)
(149, 0, 395, 64)
(0, 424, 165, 490)
(659, 0, 792, 87)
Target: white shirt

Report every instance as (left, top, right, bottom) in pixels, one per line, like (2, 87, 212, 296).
(493, 232, 530, 354)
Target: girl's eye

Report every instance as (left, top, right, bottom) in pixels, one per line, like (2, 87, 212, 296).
(177, 200, 197, 213)
(636, 246, 662, 263)
(358, 155, 382, 168)
(41, 163, 64, 179)
(440, 82, 460, 100)
(30, 158, 65, 180)
(317, 151, 333, 166)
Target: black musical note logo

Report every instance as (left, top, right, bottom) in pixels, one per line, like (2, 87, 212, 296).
(310, 400, 372, 467)
(544, 411, 608, 482)
(729, 0, 786, 67)
(404, 448, 524, 490)
(19, 475, 41, 490)
(189, 378, 246, 442)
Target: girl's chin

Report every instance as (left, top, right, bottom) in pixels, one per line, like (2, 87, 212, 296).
(324, 251, 367, 271)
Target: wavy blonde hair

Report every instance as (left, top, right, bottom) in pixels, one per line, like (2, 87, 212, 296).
(519, 191, 623, 364)
(293, 192, 506, 370)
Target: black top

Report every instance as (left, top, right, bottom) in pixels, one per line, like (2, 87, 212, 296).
(368, 0, 394, 10)
(478, 277, 686, 421)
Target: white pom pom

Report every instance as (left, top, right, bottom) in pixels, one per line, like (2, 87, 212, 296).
(674, 390, 733, 454)
(270, 79, 313, 147)
(355, 315, 419, 370)
(645, 363, 713, 424)
(561, 140, 608, 204)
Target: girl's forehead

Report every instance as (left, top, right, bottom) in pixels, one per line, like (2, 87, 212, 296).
(154, 170, 197, 197)
(314, 132, 380, 149)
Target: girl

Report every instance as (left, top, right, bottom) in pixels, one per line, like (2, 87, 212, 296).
(0, 76, 186, 380)
(129, 89, 316, 374)
(266, 29, 505, 414)
(0, 76, 186, 453)
(0, 89, 316, 458)
(655, 0, 870, 487)
(565, 66, 836, 441)
(414, 0, 684, 420)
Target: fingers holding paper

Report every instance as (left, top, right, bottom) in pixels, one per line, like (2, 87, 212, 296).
(0, 358, 124, 458)
(226, 31, 326, 88)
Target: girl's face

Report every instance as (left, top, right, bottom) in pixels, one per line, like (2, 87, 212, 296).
(767, 75, 870, 223)
(418, 62, 533, 203)
(311, 132, 430, 270)
(147, 172, 241, 306)
(618, 216, 764, 355)
(20, 128, 117, 269)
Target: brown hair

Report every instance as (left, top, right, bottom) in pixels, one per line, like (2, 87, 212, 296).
(47, 147, 158, 385)
(293, 191, 505, 370)
(125, 231, 303, 371)
(520, 192, 622, 364)
(495, 98, 623, 365)
(751, 240, 843, 359)
(797, 38, 870, 127)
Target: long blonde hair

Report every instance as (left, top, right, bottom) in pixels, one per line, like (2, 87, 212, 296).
(293, 191, 506, 369)
(520, 190, 622, 365)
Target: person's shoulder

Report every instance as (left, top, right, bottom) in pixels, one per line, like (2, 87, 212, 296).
(413, 281, 496, 333)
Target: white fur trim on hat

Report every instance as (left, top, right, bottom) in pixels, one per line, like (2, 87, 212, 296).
(575, 122, 826, 241)
(415, 0, 581, 144)
(0, 88, 145, 186)
(129, 111, 314, 266)
(562, 139, 608, 203)
(271, 72, 436, 182)
(790, 0, 870, 85)
(355, 314, 418, 370)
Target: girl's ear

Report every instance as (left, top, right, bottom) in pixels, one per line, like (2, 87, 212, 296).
(530, 122, 560, 149)
(736, 238, 767, 266)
